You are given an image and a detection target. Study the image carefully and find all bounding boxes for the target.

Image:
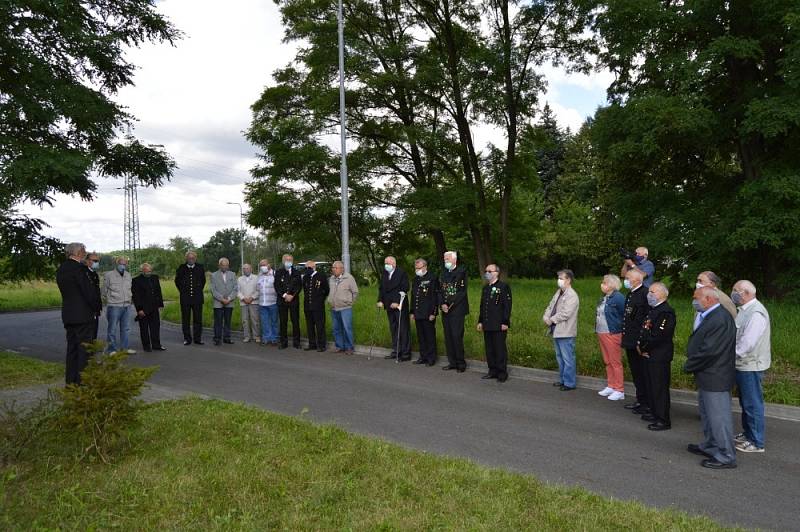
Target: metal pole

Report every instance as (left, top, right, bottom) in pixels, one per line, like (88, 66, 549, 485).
(337, 0, 351, 273)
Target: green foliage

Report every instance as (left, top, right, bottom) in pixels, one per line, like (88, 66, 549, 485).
(0, 350, 62, 389)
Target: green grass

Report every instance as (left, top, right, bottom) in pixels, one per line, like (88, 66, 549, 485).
(0, 351, 62, 389)
(0, 397, 729, 530)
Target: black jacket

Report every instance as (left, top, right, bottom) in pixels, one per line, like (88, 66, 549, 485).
(411, 271, 439, 320)
(684, 305, 737, 392)
(439, 265, 469, 317)
(87, 267, 102, 314)
(175, 263, 206, 305)
(275, 266, 302, 306)
(637, 301, 676, 362)
(378, 267, 409, 311)
(478, 280, 512, 331)
(621, 285, 649, 348)
(56, 259, 101, 326)
(302, 270, 329, 311)
(132, 274, 164, 315)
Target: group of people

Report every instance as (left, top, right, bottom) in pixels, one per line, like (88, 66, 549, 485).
(57, 243, 771, 470)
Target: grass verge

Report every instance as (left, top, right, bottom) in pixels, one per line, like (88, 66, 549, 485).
(0, 398, 729, 530)
(0, 351, 62, 389)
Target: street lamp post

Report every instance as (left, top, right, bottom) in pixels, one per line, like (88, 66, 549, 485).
(337, 0, 351, 273)
(226, 202, 245, 272)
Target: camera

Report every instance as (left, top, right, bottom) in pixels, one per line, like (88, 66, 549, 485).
(619, 247, 642, 264)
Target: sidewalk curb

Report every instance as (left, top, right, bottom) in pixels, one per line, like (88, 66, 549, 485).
(160, 320, 800, 422)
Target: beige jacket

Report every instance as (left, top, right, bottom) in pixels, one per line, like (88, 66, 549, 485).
(543, 286, 580, 338)
(327, 273, 359, 310)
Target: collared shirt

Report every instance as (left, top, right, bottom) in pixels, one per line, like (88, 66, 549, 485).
(736, 299, 768, 357)
(694, 302, 720, 331)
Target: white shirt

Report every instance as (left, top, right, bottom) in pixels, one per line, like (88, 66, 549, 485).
(736, 299, 768, 357)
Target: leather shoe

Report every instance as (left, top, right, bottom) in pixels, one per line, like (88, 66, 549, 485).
(624, 402, 641, 410)
(648, 422, 671, 431)
(687, 444, 711, 457)
(456, 367, 466, 373)
(442, 365, 456, 371)
(641, 414, 657, 422)
(156, 346, 167, 351)
(384, 354, 397, 360)
(412, 359, 425, 365)
(213, 340, 221, 346)
(426, 361, 436, 367)
(701, 458, 736, 469)
(183, 340, 191, 346)
(194, 341, 204, 345)
(632, 407, 651, 415)
(552, 381, 563, 387)
(223, 339, 234, 344)
(559, 385, 576, 391)
(481, 373, 497, 380)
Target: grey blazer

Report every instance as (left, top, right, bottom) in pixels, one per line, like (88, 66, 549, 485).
(210, 270, 238, 308)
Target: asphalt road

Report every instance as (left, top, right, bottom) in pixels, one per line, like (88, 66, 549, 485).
(1, 310, 798, 530)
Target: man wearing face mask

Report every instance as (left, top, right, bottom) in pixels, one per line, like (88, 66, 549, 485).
(257, 260, 279, 346)
(302, 260, 330, 352)
(410, 258, 439, 366)
(377, 256, 411, 361)
(684, 286, 737, 469)
(636, 282, 676, 431)
(621, 269, 650, 413)
(543, 270, 580, 390)
(328, 260, 359, 354)
(274, 253, 303, 349)
(211, 257, 238, 346)
(132, 262, 165, 352)
(694, 271, 737, 319)
(237, 263, 261, 344)
(477, 264, 512, 382)
(439, 251, 469, 372)
(102, 256, 134, 353)
(175, 251, 206, 345)
(621, 246, 655, 288)
(83, 252, 102, 340)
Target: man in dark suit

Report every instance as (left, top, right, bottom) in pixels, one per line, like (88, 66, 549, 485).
(83, 251, 102, 340)
(378, 256, 411, 361)
(477, 264, 512, 382)
(684, 286, 738, 469)
(302, 260, 329, 352)
(56, 242, 102, 385)
(175, 251, 206, 345)
(132, 262, 165, 352)
(410, 258, 439, 366)
(439, 251, 469, 372)
(636, 282, 676, 431)
(274, 253, 303, 349)
(621, 268, 650, 413)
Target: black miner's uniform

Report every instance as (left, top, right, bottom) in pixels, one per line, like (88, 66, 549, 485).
(175, 262, 206, 344)
(479, 279, 512, 381)
(132, 273, 165, 352)
(411, 271, 439, 365)
(56, 258, 102, 385)
(621, 285, 650, 409)
(275, 266, 303, 348)
(87, 265, 101, 340)
(378, 266, 411, 360)
(439, 265, 469, 371)
(637, 301, 677, 426)
(302, 269, 330, 351)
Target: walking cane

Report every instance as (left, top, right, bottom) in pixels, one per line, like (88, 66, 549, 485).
(396, 291, 406, 364)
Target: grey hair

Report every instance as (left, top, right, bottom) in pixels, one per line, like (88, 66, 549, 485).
(140, 262, 152, 270)
(557, 269, 574, 281)
(700, 271, 722, 287)
(698, 285, 719, 301)
(736, 280, 757, 296)
(218, 257, 230, 265)
(651, 281, 669, 299)
(115, 256, 129, 264)
(65, 242, 86, 258)
(444, 251, 457, 261)
(332, 260, 344, 268)
(384, 256, 396, 264)
(414, 258, 428, 267)
(603, 274, 622, 291)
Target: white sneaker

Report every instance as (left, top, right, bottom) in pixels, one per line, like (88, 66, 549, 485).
(608, 391, 625, 401)
(736, 440, 764, 453)
(126, 349, 137, 355)
(598, 387, 614, 397)
(734, 432, 747, 443)
(242, 338, 250, 343)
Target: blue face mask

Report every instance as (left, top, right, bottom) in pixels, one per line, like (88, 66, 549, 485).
(623, 279, 632, 289)
(646, 293, 659, 307)
(692, 299, 704, 312)
(384, 264, 394, 273)
(731, 292, 743, 306)
(91, 261, 100, 271)
(117, 264, 126, 273)
(444, 261, 454, 271)
(284, 261, 293, 269)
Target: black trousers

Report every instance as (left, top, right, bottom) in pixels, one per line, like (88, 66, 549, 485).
(386, 309, 411, 359)
(625, 347, 649, 407)
(213, 307, 233, 341)
(181, 303, 203, 342)
(645, 359, 671, 424)
(442, 313, 466, 369)
(279, 303, 301, 347)
(414, 318, 437, 363)
(137, 311, 162, 350)
(65, 322, 94, 385)
(484, 330, 508, 379)
(305, 308, 326, 349)
(92, 315, 99, 340)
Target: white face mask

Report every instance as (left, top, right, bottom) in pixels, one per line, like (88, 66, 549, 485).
(623, 279, 632, 289)
(557, 279, 566, 289)
(695, 282, 705, 289)
(260, 266, 269, 274)
(415, 269, 425, 277)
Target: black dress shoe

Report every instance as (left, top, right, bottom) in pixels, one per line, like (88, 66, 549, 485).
(632, 406, 651, 415)
(559, 385, 576, 391)
(155, 346, 167, 351)
(384, 354, 397, 360)
(213, 340, 221, 346)
(641, 414, 657, 422)
(481, 373, 497, 380)
(223, 339, 234, 344)
(412, 359, 425, 365)
(194, 341, 204, 345)
(687, 444, 712, 457)
(701, 458, 736, 469)
(426, 361, 436, 367)
(497, 375, 508, 383)
(442, 365, 456, 371)
(398, 356, 412, 362)
(624, 402, 641, 410)
(648, 422, 671, 431)
(552, 381, 564, 387)
(183, 340, 191, 346)
(456, 367, 466, 373)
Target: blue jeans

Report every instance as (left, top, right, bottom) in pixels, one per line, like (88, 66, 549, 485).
(736, 370, 765, 448)
(106, 304, 131, 352)
(332, 308, 354, 350)
(553, 337, 577, 388)
(259, 304, 279, 343)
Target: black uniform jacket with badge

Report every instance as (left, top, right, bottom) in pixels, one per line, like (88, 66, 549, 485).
(621, 285, 649, 349)
(302, 270, 329, 311)
(478, 280, 512, 331)
(274, 267, 303, 306)
(132, 274, 165, 315)
(175, 263, 206, 305)
(378, 267, 410, 311)
(636, 301, 676, 362)
(411, 271, 439, 320)
(438, 265, 469, 316)
(56, 259, 102, 326)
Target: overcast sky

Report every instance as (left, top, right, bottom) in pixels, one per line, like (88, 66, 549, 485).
(21, 0, 612, 253)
